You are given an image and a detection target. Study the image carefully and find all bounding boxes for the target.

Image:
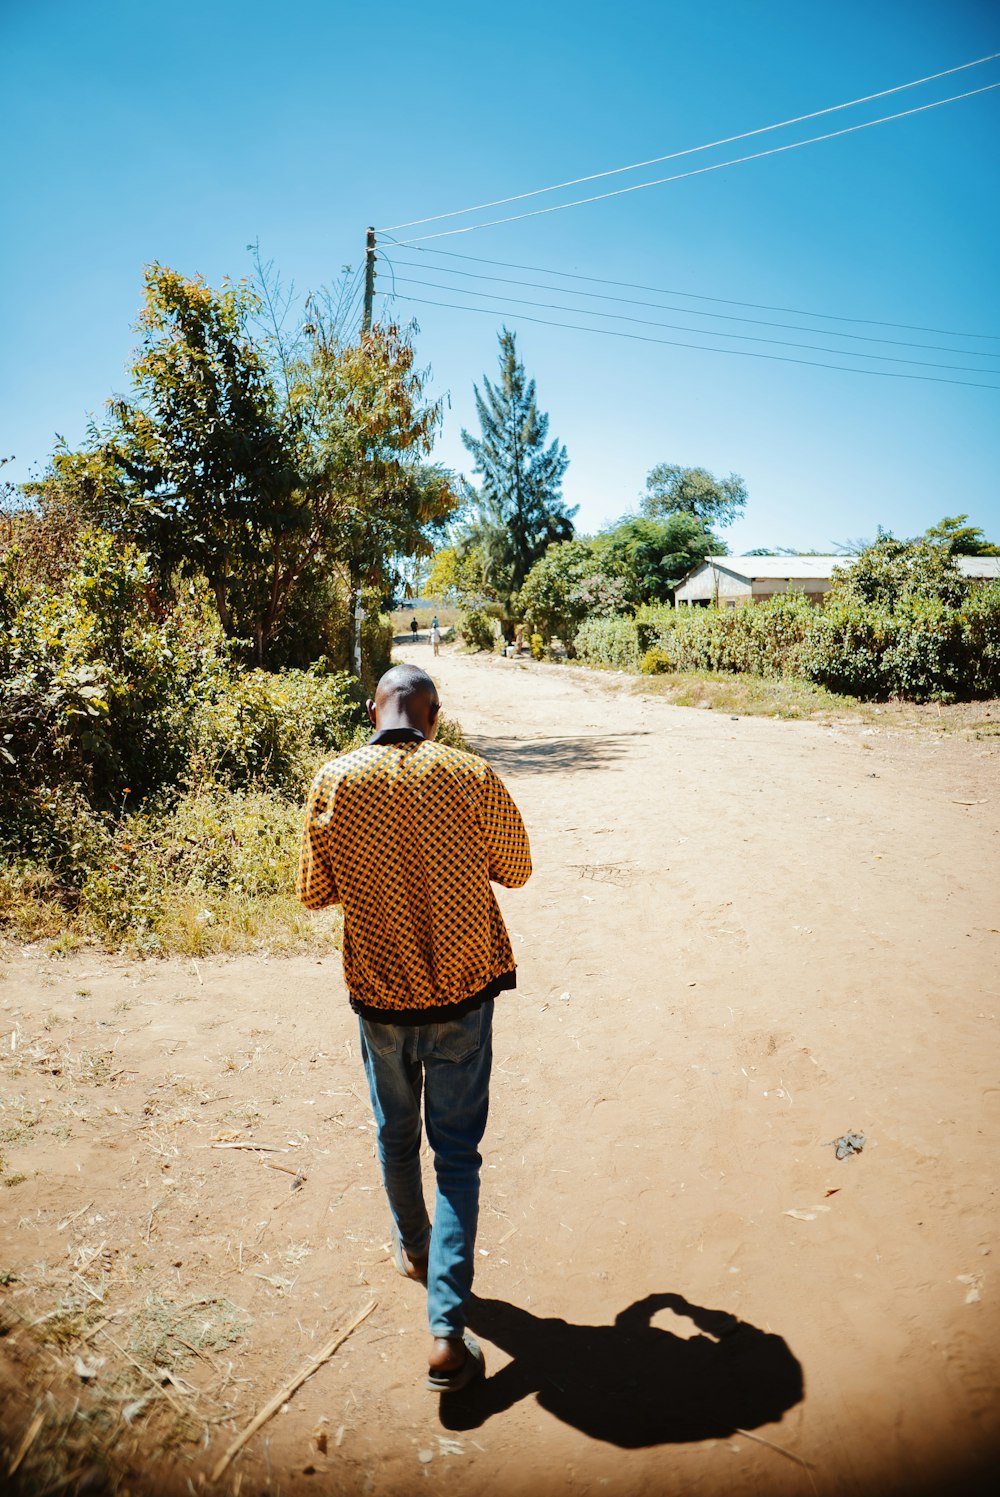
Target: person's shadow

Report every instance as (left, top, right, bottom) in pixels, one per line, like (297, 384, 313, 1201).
(441, 1292, 804, 1447)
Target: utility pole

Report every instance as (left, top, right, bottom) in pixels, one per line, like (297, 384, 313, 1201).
(353, 227, 376, 680)
(362, 226, 376, 333)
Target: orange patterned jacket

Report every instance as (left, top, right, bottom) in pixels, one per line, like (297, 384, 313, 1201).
(297, 729, 532, 1023)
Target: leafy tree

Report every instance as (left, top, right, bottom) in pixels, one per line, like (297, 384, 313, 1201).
(290, 319, 455, 668)
(642, 463, 747, 528)
(921, 514, 1000, 556)
(26, 264, 458, 669)
(425, 544, 489, 607)
(596, 513, 719, 604)
(461, 329, 575, 622)
(517, 539, 602, 643)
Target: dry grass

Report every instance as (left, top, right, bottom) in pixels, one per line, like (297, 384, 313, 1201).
(1, 866, 343, 960)
(391, 605, 460, 634)
(630, 668, 1000, 733)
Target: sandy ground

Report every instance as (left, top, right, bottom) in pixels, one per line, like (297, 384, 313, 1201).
(1, 644, 998, 1497)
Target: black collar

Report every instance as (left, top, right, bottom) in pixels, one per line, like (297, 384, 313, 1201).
(369, 727, 426, 745)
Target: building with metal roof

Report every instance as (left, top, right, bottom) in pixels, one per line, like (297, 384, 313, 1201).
(673, 554, 1000, 607)
(673, 556, 855, 607)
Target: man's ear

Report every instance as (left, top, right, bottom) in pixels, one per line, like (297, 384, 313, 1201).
(429, 699, 441, 722)
(365, 699, 377, 726)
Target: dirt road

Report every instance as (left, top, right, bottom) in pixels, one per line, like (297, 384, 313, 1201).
(2, 645, 998, 1496)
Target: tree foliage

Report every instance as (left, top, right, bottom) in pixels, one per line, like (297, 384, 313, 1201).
(25, 263, 459, 667)
(642, 463, 747, 528)
(516, 539, 602, 643)
(460, 329, 575, 620)
(828, 533, 967, 609)
(595, 513, 719, 604)
(425, 544, 489, 606)
(921, 514, 1000, 556)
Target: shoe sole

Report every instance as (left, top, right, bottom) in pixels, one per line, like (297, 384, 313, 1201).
(426, 1336, 485, 1393)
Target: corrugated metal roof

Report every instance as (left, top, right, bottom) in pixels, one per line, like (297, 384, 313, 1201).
(675, 554, 1000, 590)
(957, 556, 1000, 578)
(702, 556, 856, 581)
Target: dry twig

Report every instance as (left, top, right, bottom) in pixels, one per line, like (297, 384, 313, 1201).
(209, 1298, 378, 1482)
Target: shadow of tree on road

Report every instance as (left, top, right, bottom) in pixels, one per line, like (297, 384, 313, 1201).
(470, 734, 637, 774)
(440, 1293, 804, 1449)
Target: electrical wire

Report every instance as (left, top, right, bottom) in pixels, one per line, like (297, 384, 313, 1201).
(385, 291, 1000, 390)
(389, 83, 1000, 243)
(383, 256, 1000, 357)
(383, 271, 999, 373)
(380, 53, 1000, 232)
(384, 242, 1000, 341)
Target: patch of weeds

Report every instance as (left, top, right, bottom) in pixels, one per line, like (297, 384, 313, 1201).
(46, 932, 88, 957)
(33, 1295, 105, 1346)
(128, 1292, 251, 1367)
(224, 1101, 262, 1128)
(72, 1049, 117, 1085)
(632, 669, 860, 720)
(0, 1096, 43, 1145)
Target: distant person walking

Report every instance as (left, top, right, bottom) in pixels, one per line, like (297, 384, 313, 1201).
(297, 665, 532, 1393)
(430, 620, 442, 656)
(410, 614, 418, 641)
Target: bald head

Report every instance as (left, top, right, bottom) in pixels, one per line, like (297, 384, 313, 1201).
(367, 664, 441, 737)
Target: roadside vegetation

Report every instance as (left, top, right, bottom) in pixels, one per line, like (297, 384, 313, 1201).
(0, 257, 464, 954)
(572, 538, 1000, 703)
(3, 273, 997, 955)
(424, 334, 998, 705)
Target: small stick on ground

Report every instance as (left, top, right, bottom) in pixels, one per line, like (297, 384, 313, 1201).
(57, 1202, 93, 1233)
(211, 1142, 289, 1154)
(209, 1298, 378, 1483)
(262, 1159, 305, 1178)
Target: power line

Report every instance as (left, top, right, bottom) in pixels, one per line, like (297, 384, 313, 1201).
(378, 52, 1000, 232)
(384, 291, 1000, 390)
(388, 243, 1000, 341)
(390, 82, 1000, 243)
(383, 256, 1000, 357)
(384, 272, 999, 373)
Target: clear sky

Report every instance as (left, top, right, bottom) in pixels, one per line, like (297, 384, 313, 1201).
(2, 0, 998, 552)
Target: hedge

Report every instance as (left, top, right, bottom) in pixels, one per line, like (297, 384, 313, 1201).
(572, 585, 1000, 702)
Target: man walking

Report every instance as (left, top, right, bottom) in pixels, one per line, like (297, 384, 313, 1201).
(297, 664, 531, 1391)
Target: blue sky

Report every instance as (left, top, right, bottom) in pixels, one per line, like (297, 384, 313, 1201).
(2, 0, 998, 551)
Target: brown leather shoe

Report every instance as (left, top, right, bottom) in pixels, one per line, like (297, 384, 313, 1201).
(426, 1334, 485, 1393)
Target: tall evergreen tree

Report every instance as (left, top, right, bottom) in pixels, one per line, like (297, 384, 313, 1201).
(461, 329, 575, 619)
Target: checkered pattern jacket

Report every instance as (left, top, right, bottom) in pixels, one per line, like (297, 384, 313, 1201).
(297, 737, 531, 1019)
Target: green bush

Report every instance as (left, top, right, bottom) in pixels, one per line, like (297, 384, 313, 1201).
(1, 534, 218, 807)
(579, 572, 1000, 702)
(189, 668, 363, 796)
(459, 608, 495, 652)
(640, 646, 672, 674)
(962, 580, 1000, 696)
(574, 616, 641, 670)
(805, 584, 1000, 702)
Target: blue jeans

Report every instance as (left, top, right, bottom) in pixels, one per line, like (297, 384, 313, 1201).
(358, 1002, 493, 1338)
